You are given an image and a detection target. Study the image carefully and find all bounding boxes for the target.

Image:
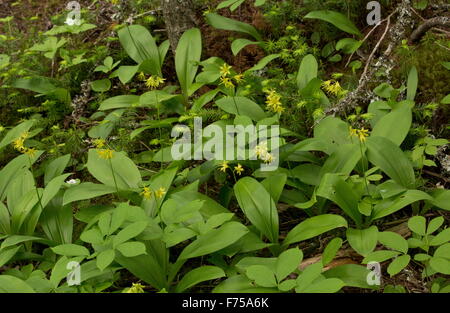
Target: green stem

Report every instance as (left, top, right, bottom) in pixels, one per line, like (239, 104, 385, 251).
(109, 158, 119, 196)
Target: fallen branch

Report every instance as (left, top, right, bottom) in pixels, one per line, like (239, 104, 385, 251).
(409, 16, 450, 43)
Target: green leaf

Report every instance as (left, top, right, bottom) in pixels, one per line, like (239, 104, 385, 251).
(99, 95, 140, 110)
(231, 38, 260, 56)
(366, 136, 415, 188)
(44, 154, 71, 185)
(112, 65, 139, 84)
(295, 262, 323, 292)
(283, 214, 348, 246)
(215, 96, 266, 121)
(427, 216, 444, 235)
(301, 278, 344, 293)
(0, 276, 35, 293)
(234, 177, 279, 242)
(297, 54, 318, 90)
(246, 54, 280, 72)
(96, 249, 115, 271)
(371, 103, 412, 146)
(179, 221, 248, 260)
(335, 38, 362, 54)
(276, 248, 303, 281)
(378, 231, 408, 254)
(205, 13, 262, 41)
(322, 238, 343, 266)
(372, 190, 433, 220)
(116, 242, 147, 257)
(363, 250, 400, 263)
(175, 266, 226, 293)
(261, 174, 287, 203)
(346, 226, 378, 257)
(408, 216, 427, 236)
(87, 149, 142, 190)
(118, 25, 161, 76)
(246, 265, 277, 287)
(407, 66, 418, 101)
(430, 228, 450, 246)
(91, 79, 111, 92)
(63, 183, 117, 206)
(113, 221, 148, 248)
(80, 228, 103, 245)
(304, 10, 362, 37)
(175, 28, 202, 100)
(429, 257, 450, 275)
(0, 120, 34, 151)
(51, 244, 90, 257)
(387, 255, 410, 276)
(323, 264, 374, 289)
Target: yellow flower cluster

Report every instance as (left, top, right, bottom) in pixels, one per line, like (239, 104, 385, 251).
(12, 131, 36, 157)
(97, 149, 114, 160)
(125, 283, 145, 293)
(140, 186, 166, 200)
(93, 138, 106, 149)
(265, 89, 284, 114)
(219, 63, 244, 89)
(255, 142, 275, 164)
(349, 126, 370, 142)
(219, 161, 244, 176)
(145, 75, 166, 89)
(322, 80, 344, 97)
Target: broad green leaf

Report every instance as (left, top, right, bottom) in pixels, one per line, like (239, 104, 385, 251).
(297, 54, 318, 90)
(430, 257, 450, 275)
(346, 226, 378, 257)
(231, 38, 260, 56)
(387, 255, 410, 276)
(427, 216, 444, 235)
(175, 28, 202, 100)
(378, 231, 408, 254)
(261, 174, 287, 204)
(323, 264, 374, 289)
(371, 103, 411, 146)
(99, 95, 140, 110)
(0, 275, 35, 293)
(96, 249, 115, 271)
(366, 136, 415, 188)
(44, 154, 71, 185)
(205, 13, 262, 41)
(234, 177, 278, 242)
(246, 54, 280, 72)
(304, 10, 362, 36)
(295, 262, 323, 292)
(116, 242, 147, 257)
(215, 96, 266, 121)
(430, 228, 450, 246)
(63, 183, 117, 206)
(246, 265, 277, 287)
(363, 250, 400, 264)
(322, 238, 343, 266)
(276, 248, 303, 281)
(372, 190, 433, 220)
(91, 79, 111, 92)
(283, 214, 347, 246)
(0, 120, 34, 151)
(301, 278, 344, 293)
(51, 244, 90, 257)
(179, 221, 248, 260)
(175, 266, 225, 293)
(87, 149, 142, 190)
(113, 221, 148, 248)
(118, 25, 161, 76)
(408, 216, 427, 236)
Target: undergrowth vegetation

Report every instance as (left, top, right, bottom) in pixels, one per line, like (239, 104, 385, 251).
(0, 0, 449, 293)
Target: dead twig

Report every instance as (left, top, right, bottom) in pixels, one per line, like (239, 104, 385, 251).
(410, 16, 450, 43)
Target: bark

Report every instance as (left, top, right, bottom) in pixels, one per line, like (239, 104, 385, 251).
(410, 16, 450, 43)
(325, 0, 416, 116)
(160, 0, 197, 54)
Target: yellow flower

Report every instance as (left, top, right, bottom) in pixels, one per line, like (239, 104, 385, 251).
(24, 148, 37, 158)
(93, 138, 106, 149)
(255, 142, 268, 158)
(138, 72, 146, 81)
(265, 89, 284, 114)
(155, 187, 166, 199)
(219, 161, 229, 172)
(141, 187, 152, 200)
(13, 137, 25, 152)
(125, 283, 145, 293)
(233, 74, 244, 83)
(349, 126, 358, 138)
(97, 149, 114, 160)
(357, 128, 369, 142)
(220, 77, 235, 89)
(145, 75, 165, 89)
(322, 80, 343, 96)
(262, 153, 275, 164)
(234, 164, 244, 176)
(219, 63, 232, 77)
